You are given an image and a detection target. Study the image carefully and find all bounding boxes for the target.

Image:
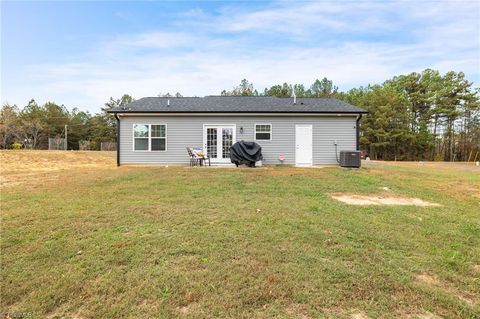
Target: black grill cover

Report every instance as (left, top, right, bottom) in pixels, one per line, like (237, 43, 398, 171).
(230, 141, 263, 167)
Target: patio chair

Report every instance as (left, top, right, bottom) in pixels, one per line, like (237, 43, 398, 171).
(187, 147, 211, 167)
(186, 147, 201, 166)
(201, 151, 211, 166)
(192, 148, 211, 167)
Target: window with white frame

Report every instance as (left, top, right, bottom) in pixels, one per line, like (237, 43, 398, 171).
(151, 124, 166, 151)
(255, 124, 272, 140)
(133, 124, 167, 151)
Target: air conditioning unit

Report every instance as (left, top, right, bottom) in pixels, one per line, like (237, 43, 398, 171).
(339, 151, 361, 168)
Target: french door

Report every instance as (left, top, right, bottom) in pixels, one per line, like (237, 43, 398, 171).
(203, 125, 236, 163)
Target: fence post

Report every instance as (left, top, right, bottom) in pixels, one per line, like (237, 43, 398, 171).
(64, 125, 68, 150)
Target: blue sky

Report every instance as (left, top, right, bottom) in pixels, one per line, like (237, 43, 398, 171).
(2, 0, 479, 113)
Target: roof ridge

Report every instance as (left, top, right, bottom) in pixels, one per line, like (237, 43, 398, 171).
(141, 96, 342, 99)
(108, 95, 367, 114)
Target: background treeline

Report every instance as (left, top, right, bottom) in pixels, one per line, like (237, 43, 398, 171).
(221, 70, 480, 161)
(0, 95, 133, 150)
(1, 69, 479, 161)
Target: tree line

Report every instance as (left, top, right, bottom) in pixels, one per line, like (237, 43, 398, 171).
(221, 71, 480, 161)
(1, 69, 479, 161)
(221, 78, 338, 98)
(0, 95, 133, 150)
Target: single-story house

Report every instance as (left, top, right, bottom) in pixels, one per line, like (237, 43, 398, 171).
(108, 96, 367, 166)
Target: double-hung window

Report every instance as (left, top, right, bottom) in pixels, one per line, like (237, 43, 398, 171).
(255, 124, 272, 140)
(133, 124, 167, 151)
(133, 124, 149, 151)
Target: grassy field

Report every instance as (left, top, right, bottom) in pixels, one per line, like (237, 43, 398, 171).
(1, 151, 479, 318)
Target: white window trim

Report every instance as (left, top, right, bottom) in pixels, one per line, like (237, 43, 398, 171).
(133, 124, 168, 152)
(254, 123, 272, 141)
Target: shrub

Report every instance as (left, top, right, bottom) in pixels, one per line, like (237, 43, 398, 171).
(11, 143, 22, 149)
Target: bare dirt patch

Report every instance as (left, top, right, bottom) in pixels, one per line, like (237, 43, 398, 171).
(285, 303, 310, 319)
(415, 273, 478, 306)
(415, 312, 443, 319)
(415, 273, 441, 285)
(176, 302, 198, 315)
(350, 310, 370, 319)
(331, 194, 441, 207)
(395, 307, 444, 319)
(473, 265, 480, 274)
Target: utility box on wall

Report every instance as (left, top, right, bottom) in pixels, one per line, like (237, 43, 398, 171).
(339, 151, 361, 168)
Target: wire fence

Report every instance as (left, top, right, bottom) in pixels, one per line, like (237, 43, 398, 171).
(101, 142, 116, 151)
(48, 137, 66, 150)
(49, 138, 115, 151)
(79, 140, 91, 151)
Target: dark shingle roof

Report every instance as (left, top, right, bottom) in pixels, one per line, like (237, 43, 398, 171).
(108, 96, 367, 114)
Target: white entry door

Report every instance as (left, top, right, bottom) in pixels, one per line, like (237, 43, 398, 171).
(203, 125, 236, 163)
(295, 124, 313, 166)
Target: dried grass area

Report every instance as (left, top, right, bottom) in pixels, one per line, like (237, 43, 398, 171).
(0, 150, 116, 188)
(331, 194, 441, 207)
(365, 160, 480, 172)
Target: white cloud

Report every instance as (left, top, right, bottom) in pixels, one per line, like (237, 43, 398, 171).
(2, 0, 479, 112)
(103, 32, 194, 50)
(178, 8, 206, 18)
(219, 2, 346, 34)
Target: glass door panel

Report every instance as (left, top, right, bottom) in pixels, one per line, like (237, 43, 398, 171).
(222, 128, 233, 159)
(206, 128, 217, 159)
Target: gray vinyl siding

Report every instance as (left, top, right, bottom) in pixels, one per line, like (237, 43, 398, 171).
(119, 116, 357, 165)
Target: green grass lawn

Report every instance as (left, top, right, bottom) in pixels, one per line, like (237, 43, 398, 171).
(1, 153, 479, 318)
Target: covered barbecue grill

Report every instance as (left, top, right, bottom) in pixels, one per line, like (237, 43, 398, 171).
(230, 141, 263, 167)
